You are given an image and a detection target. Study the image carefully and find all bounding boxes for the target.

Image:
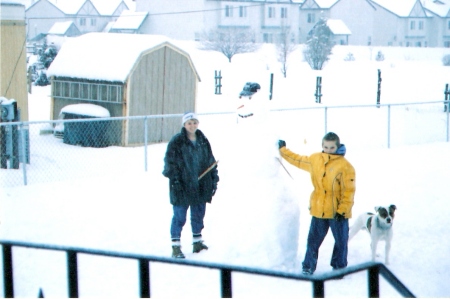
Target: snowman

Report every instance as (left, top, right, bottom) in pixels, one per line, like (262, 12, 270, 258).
(215, 82, 301, 272)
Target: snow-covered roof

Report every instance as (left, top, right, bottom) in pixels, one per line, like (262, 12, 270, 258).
(47, 33, 196, 82)
(314, 0, 339, 9)
(60, 103, 110, 117)
(47, 0, 85, 15)
(327, 19, 352, 35)
(46, 0, 128, 16)
(90, 0, 127, 15)
(47, 21, 74, 35)
(421, 0, 450, 17)
(370, 0, 419, 17)
(111, 10, 148, 30)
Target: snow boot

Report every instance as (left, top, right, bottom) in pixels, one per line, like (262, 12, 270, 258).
(172, 246, 185, 258)
(193, 241, 208, 253)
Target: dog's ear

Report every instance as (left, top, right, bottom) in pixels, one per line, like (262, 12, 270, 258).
(389, 205, 397, 211)
(374, 206, 381, 212)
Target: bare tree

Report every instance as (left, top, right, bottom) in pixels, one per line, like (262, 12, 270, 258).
(303, 18, 334, 70)
(200, 28, 259, 63)
(276, 26, 297, 78)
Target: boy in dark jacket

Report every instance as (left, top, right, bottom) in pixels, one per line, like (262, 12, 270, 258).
(163, 112, 219, 258)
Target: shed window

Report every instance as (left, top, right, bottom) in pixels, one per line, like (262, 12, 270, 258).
(52, 79, 123, 104)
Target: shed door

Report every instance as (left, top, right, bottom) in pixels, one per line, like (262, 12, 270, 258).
(128, 46, 196, 144)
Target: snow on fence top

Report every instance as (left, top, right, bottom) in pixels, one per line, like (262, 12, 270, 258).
(47, 32, 178, 82)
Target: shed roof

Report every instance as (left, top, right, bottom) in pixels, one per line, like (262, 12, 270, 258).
(47, 32, 200, 83)
(47, 21, 75, 35)
(112, 10, 148, 30)
(327, 19, 352, 35)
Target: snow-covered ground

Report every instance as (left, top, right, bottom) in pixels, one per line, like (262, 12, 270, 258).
(1, 41, 450, 297)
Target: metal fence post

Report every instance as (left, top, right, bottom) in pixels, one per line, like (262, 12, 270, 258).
(387, 105, 391, 149)
(2, 244, 14, 298)
(313, 280, 325, 298)
(144, 116, 148, 172)
(20, 123, 28, 185)
(220, 269, 232, 298)
(368, 266, 380, 298)
(139, 259, 150, 298)
(324, 106, 328, 134)
(67, 250, 78, 298)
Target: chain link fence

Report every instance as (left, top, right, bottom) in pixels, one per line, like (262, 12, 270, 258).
(1, 102, 449, 187)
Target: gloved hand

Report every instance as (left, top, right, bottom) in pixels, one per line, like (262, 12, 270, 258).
(212, 185, 217, 196)
(335, 213, 345, 221)
(278, 140, 286, 149)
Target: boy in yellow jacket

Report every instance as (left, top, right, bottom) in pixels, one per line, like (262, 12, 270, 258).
(278, 132, 356, 275)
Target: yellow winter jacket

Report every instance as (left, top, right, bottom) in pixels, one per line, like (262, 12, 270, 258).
(280, 147, 356, 219)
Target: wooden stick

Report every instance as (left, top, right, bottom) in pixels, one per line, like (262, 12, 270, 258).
(198, 160, 219, 180)
(276, 157, 293, 179)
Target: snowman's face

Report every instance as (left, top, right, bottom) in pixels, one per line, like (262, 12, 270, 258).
(237, 89, 266, 119)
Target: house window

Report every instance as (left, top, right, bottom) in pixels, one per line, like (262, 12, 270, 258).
(263, 33, 273, 43)
(418, 20, 424, 30)
(307, 13, 315, 23)
(410, 20, 415, 30)
(281, 7, 287, 19)
(225, 5, 233, 17)
(79, 18, 86, 26)
(268, 7, 275, 18)
(239, 6, 247, 17)
(444, 41, 450, 48)
(448, 20, 450, 30)
(91, 18, 96, 26)
(415, 41, 422, 47)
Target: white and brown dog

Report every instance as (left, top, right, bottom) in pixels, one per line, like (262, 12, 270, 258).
(349, 205, 397, 265)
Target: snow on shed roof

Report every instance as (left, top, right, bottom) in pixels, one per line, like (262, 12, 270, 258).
(327, 19, 352, 35)
(112, 10, 148, 30)
(314, 0, 339, 9)
(47, 33, 198, 82)
(48, 21, 74, 35)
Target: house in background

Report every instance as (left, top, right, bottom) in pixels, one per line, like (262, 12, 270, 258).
(25, 0, 132, 41)
(47, 33, 201, 146)
(109, 10, 148, 34)
(136, 0, 301, 44)
(134, 0, 450, 47)
(46, 21, 81, 50)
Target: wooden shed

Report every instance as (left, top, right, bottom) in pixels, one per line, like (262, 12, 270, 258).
(0, 3, 29, 121)
(47, 32, 200, 146)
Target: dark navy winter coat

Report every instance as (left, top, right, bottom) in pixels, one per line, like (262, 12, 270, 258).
(163, 128, 219, 206)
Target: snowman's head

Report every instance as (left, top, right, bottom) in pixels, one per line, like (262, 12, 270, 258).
(239, 82, 261, 99)
(237, 82, 263, 119)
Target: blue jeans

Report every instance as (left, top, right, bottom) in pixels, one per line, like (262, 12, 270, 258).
(170, 203, 206, 240)
(302, 216, 349, 273)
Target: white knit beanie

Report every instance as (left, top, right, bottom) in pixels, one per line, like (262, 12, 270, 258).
(181, 112, 198, 125)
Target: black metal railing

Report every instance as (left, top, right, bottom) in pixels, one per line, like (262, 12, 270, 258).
(0, 240, 415, 298)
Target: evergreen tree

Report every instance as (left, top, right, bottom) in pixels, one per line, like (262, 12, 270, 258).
(303, 18, 334, 70)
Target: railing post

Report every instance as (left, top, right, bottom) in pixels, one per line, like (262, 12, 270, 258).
(2, 244, 14, 298)
(220, 268, 232, 298)
(67, 250, 79, 298)
(368, 266, 380, 298)
(312, 280, 324, 298)
(324, 106, 328, 134)
(139, 259, 150, 298)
